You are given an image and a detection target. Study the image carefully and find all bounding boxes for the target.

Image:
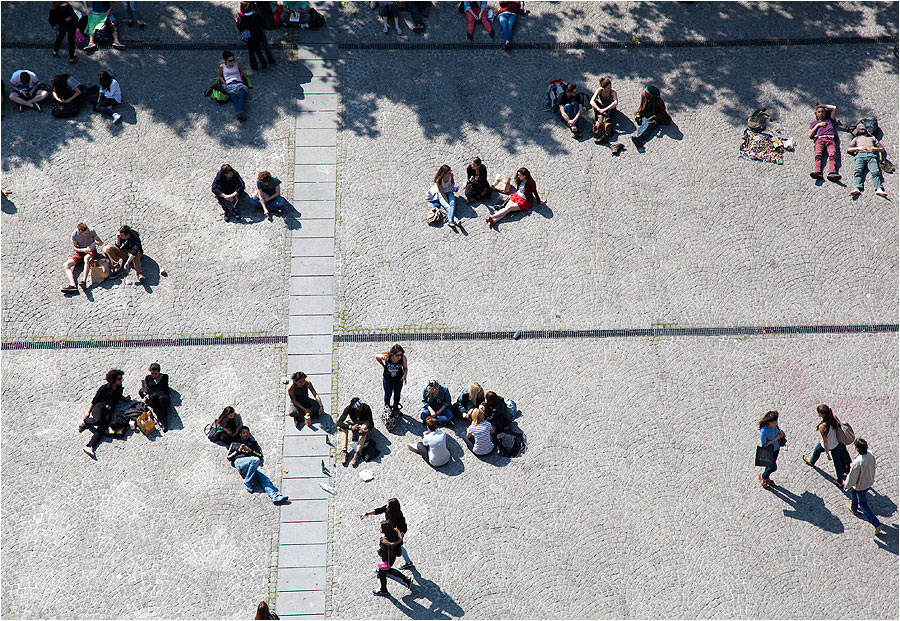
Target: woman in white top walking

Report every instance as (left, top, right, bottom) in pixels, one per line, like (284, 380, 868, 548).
(802, 404, 851, 487)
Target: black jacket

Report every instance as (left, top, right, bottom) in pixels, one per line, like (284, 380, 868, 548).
(140, 374, 169, 398)
(336, 403, 374, 430)
(227, 435, 263, 464)
(91, 383, 123, 409)
(236, 10, 266, 40)
(378, 536, 402, 566)
(484, 399, 512, 432)
(49, 2, 78, 28)
(211, 170, 246, 198)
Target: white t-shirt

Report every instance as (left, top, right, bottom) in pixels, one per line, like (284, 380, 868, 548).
(421, 430, 450, 467)
(100, 79, 122, 103)
(467, 421, 494, 455)
(10, 70, 38, 90)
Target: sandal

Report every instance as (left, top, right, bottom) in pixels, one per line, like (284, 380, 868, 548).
(758, 474, 769, 488)
(112, 42, 126, 50)
(802, 455, 812, 466)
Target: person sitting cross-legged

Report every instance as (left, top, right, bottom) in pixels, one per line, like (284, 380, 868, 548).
(212, 163, 248, 221)
(248, 170, 288, 219)
(337, 397, 375, 467)
(9, 69, 49, 112)
(407, 415, 451, 467)
(420, 378, 453, 426)
(463, 405, 494, 456)
(227, 426, 288, 504)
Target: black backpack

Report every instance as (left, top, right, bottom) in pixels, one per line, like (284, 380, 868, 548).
(308, 7, 326, 29)
(204, 423, 227, 444)
(496, 429, 525, 457)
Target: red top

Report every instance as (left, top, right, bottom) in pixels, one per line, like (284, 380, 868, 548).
(499, 1, 525, 15)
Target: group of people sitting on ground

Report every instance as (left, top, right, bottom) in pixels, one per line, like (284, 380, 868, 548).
(758, 405, 884, 537)
(806, 103, 888, 197)
(427, 161, 544, 229)
(61, 222, 144, 294)
(207, 406, 289, 505)
(77, 365, 172, 459)
(553, 79, 671, 150)
(9, 68, 123, 123)
(370, 1, 527, 49)
(212, 163, 288, 221)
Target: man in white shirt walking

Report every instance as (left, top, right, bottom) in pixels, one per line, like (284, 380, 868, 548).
(844, 438, 884, 537)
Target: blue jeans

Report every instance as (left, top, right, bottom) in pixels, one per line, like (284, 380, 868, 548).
(562, 102, 579, 124)
(421, 406, 452, 425)
(122, 1, 143, 21)
(636, 116, 657, 139)
(849, 488, 881, 527)
(853, 152, 883, 190)
(809, 442, 851, 483)
(498, 12, 517, 41)
(229, 89, 246, 112)
(383, 377, 402, 408)
(762, 447, 779, 480)
(235, 456, 280, 500)
(248, 195, 287, 212)
(437, 191, 456, 223)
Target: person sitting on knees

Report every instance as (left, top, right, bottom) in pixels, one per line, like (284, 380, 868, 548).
(407, 415, 451, 467)
(104, 225, 143, 284)
(287, 371, 324, 427)
(62, 222, 102, 293)
(337, 397, 374, 467)
(455, 381, 485, 421)
(78, 368, 129, 459)
(212, 163, 248, 221)
(139, 363, 171, 432)
(463, 405, 494, 456)
(482, 391, 512, 433)
(8, 69, 49, 111)
(420, 378, 453, 426)
(227, 426, 288, 504)
(249, 170, 288, 219)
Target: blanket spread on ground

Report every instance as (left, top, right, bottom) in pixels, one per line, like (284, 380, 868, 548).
(739, 129, 784, 165)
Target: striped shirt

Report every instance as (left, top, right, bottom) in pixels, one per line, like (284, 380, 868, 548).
(468, 421, 494, 455)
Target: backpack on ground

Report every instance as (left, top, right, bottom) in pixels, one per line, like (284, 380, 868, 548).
(426, 205, 447, 226)
(135, 410, 156, 435)
(89, 257, 110, 284)
(93, 20, 114, 43)
(382, 404, 401, 431)
(835, 418, 855, 445)
(592, 116, 613, 142)
(496, 429, 525, 457)
(747, 108, 770, 131)
(854, 118, 879, 136)
(504, 397, 520, 419)
(546, 79, 565, 111)
(308, 7, 326, 29)
(204, 422, 227, 443)
(205, 82, 230, 104)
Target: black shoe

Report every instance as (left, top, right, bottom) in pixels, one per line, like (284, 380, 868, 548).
(223, 211, 231, 221)
(373, 589, 389, 597)
(631, 136, 644, 148)
(503, 40, 511, 50)
(404, 575, 413, 589)
(827, 173, 841, 181)
(810, 172, 823, 179)
(488, 29, 495, 38)
(467, 32, 473, 40)
(78, 421, 87, 432)
(399, 562, 414, 570)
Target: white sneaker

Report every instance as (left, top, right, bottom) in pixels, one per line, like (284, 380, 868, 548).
(112, 113, 122, 124)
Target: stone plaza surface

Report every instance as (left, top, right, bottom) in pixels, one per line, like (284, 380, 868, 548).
(1, 1, 898, 619)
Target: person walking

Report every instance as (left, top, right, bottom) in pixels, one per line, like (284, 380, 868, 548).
(49, 1, 80, 63)
(236, 1, 276, 71)
(844, 438, 884, 537)
(376, 344, 407, 416)
(758, 410, 784, 487)
(361, 498, 415, 570)
(801, 404, 851, 488)
(372, 521, 413, 596)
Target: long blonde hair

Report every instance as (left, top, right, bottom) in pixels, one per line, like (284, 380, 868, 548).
(470, 406, 485, 425)
(468, 382, 484, 406)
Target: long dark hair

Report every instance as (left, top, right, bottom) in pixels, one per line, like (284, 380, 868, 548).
(816, 404, 838, 432)
(385, 498, 404, 526)
(381, 520, 400, 541)
(51, 74, 74, 99)
(516, 167, 533, 183)
(255, 601, 274, 620)
(97, 71, 114, 90)
(758, 410, 779, 429)
(434, 164, 451, 184)
(388, 344, 404, 358)
(217, 406, 235, 426)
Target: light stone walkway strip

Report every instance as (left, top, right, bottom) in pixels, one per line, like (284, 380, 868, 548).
(278, 30, 339, 620)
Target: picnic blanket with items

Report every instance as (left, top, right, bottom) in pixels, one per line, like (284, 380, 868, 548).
(739, 128, 784, 165)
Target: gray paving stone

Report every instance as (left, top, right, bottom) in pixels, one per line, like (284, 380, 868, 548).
(299, 75, 339, 94)
(299, 61, 339, 78)
(287, 314, 333, 334)
(289, 219, 336, 238)
(294, 44, 339, 61)
(294, 164, 336, 183)
(283, 415, 333, 438)
(286, 353, 332, 376)
(293, 146, 337, 165)
(296, 115, 339, 132)
(278, 544, 327, 569)
(291, 182, 336, 201)
(294, 129, 337, 147)
(291, 257, 336, 276)
(296, 94, 339, 111)
(284, 435, 332, 458)
(281, 499, 329, 522)
(289, 296, 334, 317)
(291, 201, 336, 220)
(277, 615, 324, 621)
(291, 238, 335, 257)
(283, 458, 333, 480)
(274, 590, 326, 615)
(277, 567, 326, 591)
(283, 334, 332, 353)
(289, 276, 333, 296)
(281, 479, 333, 501)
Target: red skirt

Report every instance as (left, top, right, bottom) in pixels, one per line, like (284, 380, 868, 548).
(509, 192, 532, 211)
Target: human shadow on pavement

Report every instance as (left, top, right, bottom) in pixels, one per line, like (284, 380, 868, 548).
(391, 566, 465, 620)
(873, 523, 898, 556)
(767, 485, 844, 534)
(162, 387, 184, 432)
(1, 193, 16, 214)
(868, 488, 898, 519)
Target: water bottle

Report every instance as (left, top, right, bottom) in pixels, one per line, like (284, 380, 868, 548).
(305, 412, 311, 426)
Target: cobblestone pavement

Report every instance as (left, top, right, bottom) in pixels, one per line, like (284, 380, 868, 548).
(1, 48, 294, 339)
(0, 345, 286, 619)
(335, 43, 898, 333)
(336, 1, 897, 44)
(330, 336, 898, 619)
